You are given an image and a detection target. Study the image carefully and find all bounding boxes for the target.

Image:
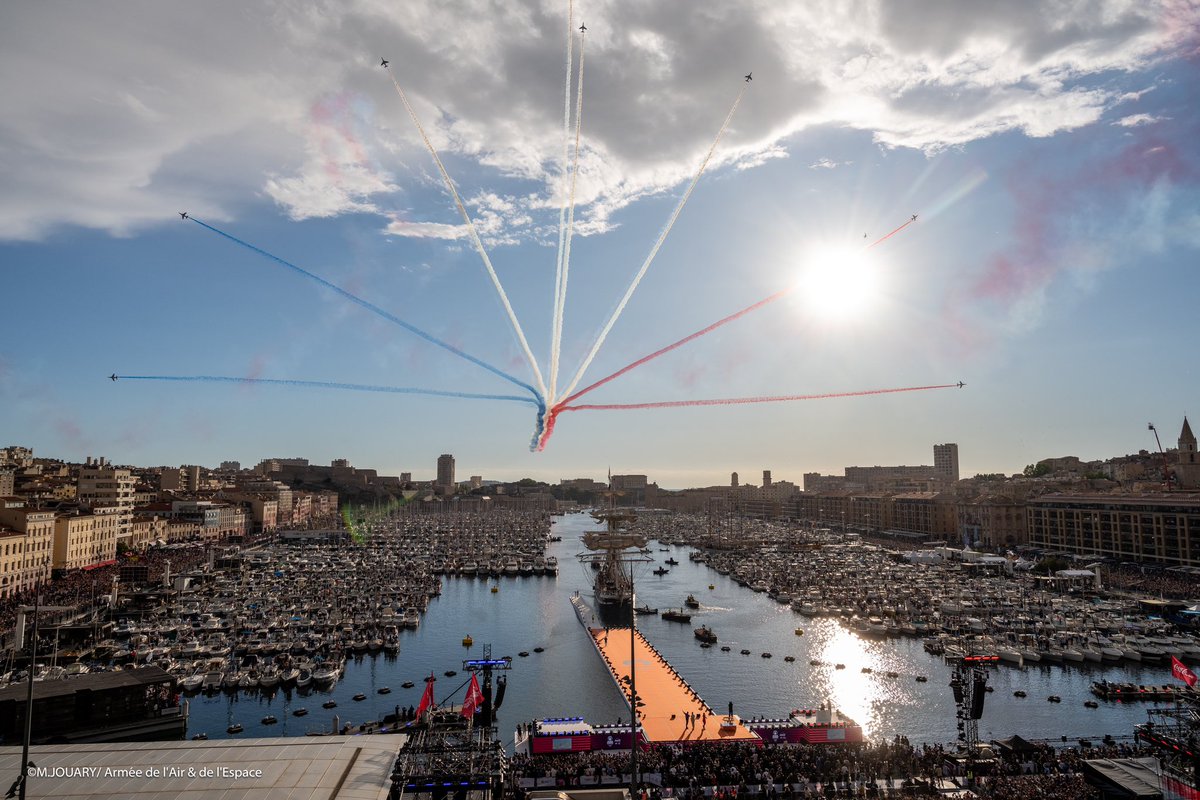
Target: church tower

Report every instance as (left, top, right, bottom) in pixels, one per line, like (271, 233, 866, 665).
(1176, 417, 1198, 488)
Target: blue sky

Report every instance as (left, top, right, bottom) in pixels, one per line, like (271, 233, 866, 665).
(2, 1, 1198, 488)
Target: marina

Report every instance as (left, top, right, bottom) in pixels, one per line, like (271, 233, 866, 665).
(3, 510, 1197, 751)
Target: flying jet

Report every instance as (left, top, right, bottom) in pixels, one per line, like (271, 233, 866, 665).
(579, 22, 586, 32)
(911, 213, 918, 221)
(179, 212, 188, 220)
(957, 381, 965, 388)
(744, 72, 752, 82)
(380, 58, 389, 68)
(109, 374, 118, 382)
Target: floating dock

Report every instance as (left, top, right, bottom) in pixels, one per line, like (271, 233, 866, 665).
(572, 594, 759, 745)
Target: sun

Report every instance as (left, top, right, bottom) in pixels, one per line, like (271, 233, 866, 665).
(795, 243, 885, 323)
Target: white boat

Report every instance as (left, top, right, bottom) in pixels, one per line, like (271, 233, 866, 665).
(258, 668, 280, 689)
(312, 663, 339, 687)
(295, 668, 312, 689)
(182, 672, 205, 692)
(279, 667, 300, 685)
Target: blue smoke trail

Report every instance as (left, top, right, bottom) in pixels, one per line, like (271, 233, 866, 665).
(186, 217, 543, 404)
(117, 374, 538, 406)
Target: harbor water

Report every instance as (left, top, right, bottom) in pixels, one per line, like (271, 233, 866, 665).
(185, 512, 1169, 747)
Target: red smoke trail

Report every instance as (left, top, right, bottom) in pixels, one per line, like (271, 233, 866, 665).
(559, 382, 962, 412)
(556, 214, 919, 409)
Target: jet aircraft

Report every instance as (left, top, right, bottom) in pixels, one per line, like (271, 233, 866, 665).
(957, 381, 965, 388)
(744, 72, 752, 82)
(109, 374, 118, 382)
(380, 58, 389, 68)
(179, 212, 188, 220)
(579, 22, 586, 32)
(911, 213, 918, 221)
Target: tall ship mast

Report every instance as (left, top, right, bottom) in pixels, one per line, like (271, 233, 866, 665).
(578, 482, 646, 625)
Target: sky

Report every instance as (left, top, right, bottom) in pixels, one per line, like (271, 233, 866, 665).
(2, 0, 1198, 489)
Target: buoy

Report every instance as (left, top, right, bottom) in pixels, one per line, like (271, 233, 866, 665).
(915, 676, 928, 682)
(444, 670, 457, 677)
(886, 671, 899, 678)
(740, 649, 751, 655)
(700, 643, 711, 649)
(1084, 700, 1099, 708)
(1048, 695, 1061, 703)
(262, 715, 277, 724)
(191, 733, 208, 740)
(794, 629, 804, 636)
(294, 708, 308, 716)
(533, 647, 544, 653)
(519, 651, 530, 657)
(720, 646, 731, 652)
(761, 652, 772, 658)
(379, 687, 392, 694)
(353, 693, 366, 701)
(810, 659, 822, 666)
(401, 681, 415, 689)
(227, 724, 243, 734)
(463, 635, 474, 646)
(1014, 691, 1027, 698)
(709, 585, 715, 590)
(784, 656, 796, 662)
(323, 701, 337, 709)
(491, 586, 498, 593)
(835, 664, 846, 670)
(861, 667, 873, 674)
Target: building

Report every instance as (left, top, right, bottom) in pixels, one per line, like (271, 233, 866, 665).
(219, 460, 241, 472)
(0, 498, 55, 598)
(762, 470, 772, 488)
(1027, 493, 1200, 568)
(436, 454, 455, 495)
(1177, 417, 1200, 489)
(0, 469, 13, 497)
(77, 463, 135, 544)
(934, 443, 960, 482)
(53, 506, 121, 572)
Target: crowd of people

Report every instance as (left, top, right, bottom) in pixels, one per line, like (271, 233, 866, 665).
(507, 737, 1157, 799)
(0, 543, 210, 651)
(1105, 564, 1198, 600)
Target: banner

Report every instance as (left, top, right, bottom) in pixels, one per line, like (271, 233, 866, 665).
(462, 673, 483, 718)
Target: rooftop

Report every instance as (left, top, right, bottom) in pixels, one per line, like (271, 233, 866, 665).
(1, 734, 403, 800)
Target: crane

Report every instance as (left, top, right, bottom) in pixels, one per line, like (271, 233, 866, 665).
(1147, 423, 1173, 490)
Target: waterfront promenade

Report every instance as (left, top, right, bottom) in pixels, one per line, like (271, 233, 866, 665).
(590, 624, 760, 745)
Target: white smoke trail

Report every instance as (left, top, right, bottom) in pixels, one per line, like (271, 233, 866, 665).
(548, 0, 575, 406)
(559, 84, 748, 401)
(386, 71, 547, 401)
(552, 24, 587, 406)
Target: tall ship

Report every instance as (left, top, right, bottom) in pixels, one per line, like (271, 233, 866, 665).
(578, 506, 646, 626)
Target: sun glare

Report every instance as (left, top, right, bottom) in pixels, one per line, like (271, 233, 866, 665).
(795, 243, 885, 323)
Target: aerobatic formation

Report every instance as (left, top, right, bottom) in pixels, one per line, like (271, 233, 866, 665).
(115, 2, 963, 452)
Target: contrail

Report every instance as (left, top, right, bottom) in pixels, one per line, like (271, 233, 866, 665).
(559, 82, 748, 401)
(384, 70, 548, 400)
(559, 286, 795, 408)
(557, 213, 920, 408)
(551, 21, 588, 403)
(549, 0, 575, 405)
(185, 217, 541, 401)
(560, 383, 963, 412)
(115, 374, 539, 405)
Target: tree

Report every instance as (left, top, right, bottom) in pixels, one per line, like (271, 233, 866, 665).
(1023, 463, 1051, 478)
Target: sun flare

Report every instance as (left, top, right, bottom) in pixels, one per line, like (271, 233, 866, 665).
(796, 243, 885, 323)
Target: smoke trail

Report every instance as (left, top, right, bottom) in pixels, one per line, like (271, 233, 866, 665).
(557, 214, 919, 409)
(384, 71, 547, 400)
(116, 374, 539, 405)
(552, 25, 588, 403)
(549, 0, 575, 404)
(561, 382, 962, 412)
(185, 218, 540, 400)
(559, 83, 749, 401)
(560, 287, 795, 408)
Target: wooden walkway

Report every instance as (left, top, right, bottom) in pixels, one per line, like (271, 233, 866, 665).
(591, 625, 760, 745)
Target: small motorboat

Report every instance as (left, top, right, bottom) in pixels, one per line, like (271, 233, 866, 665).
(720, 646, 731, 652)
(262, 715, 277, 725)
(533, 647, 544, 653)
(378, 687, 392, 694)
(685, 594, 700, 609)
(740, 649, 751, 655)
(444, 670, 457, 677)
(1014, 691, 1027, 698)
(634, 605, 659, 615)
(353, 693, 366, 701)
(694, 626, 717, 644)
(1048, 695, 1062, 703)
(665, 558, 679, 565)
(293, 708, 308, 716)
(653, 567, 670, 576)
(401, 681, 415, 688)
(783, 656, 795, 662)
(322, 700, 337, 709)
(227, 723, 244, 734)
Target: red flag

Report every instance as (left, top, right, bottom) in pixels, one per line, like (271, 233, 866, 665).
(416, 675, 435, 718)
(1172, 656, 1197, 687)
(461, 673, 483, 718)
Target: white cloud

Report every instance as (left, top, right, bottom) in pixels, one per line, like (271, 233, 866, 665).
(809, 158, 849, 170)
(382, 220, 466, 239)
(1, 0, 1194, 242)
(1113, 112, 1167, 127)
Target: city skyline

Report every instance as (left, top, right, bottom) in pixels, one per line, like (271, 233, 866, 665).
(3, 2, 1198, 489)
